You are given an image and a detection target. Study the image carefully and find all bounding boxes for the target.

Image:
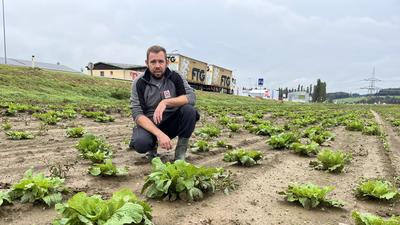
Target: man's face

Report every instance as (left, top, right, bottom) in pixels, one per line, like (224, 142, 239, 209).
(146, 51, 168, 79)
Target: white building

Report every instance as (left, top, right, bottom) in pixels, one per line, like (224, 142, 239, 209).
(287, 91, 310, 103)
(243, 89, 272, 99)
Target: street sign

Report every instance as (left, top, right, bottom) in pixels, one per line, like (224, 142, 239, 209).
(258, 78, 264, 86)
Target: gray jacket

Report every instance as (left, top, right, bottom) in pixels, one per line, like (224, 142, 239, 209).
(130, 68, 196, 122)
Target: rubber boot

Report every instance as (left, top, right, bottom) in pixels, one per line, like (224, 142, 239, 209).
(174, 138, 189, 161)
(146, 144, 159, 160)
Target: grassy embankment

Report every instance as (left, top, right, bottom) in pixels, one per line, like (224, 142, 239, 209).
(0, 64, 274, 110)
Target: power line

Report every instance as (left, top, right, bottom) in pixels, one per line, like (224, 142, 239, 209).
(360, 67, 381, 95)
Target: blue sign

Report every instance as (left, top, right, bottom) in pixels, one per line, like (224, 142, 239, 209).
(258, 78, 264, 86)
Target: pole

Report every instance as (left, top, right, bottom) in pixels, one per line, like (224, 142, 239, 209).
(1, 0, 6, 64)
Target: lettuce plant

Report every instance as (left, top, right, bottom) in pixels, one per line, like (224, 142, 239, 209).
(60, 109, 77, 119)
(309, 131, 335, 145)
(392, 120, 400, 127)
(355, 178, 399, 200)
(290, 142, 320, 156)
(279, 183, 344, 209)
(362, 124, 381, 136)
(352, 211, 400, 225)
(75, 134, 112, 162)
(267, 132, 298, 149)
(89, 159, 128, 177)
(94, 115, 115, 123)
(303, 126, 324, 138)
(255, 123, 283, 136)
(346, 120, 364, 131)
(223, 149, 263, 166)
(6, 130, 34, 140)
(142, 158, 233, 202)
(244, 114, 263, 124)
(1, 121, 12, 130)
(291, 117, 317, 127)
(33, 111, 62, 125)
(80, 110, 114, 123)
(312, 149, 352, 173)
(53, 189, 153, 225)
(218, 115, 236, 125)
(216, 140, 227, 148)
(80, 110, 106, 118)
(195, 124, 221, 138)
(8, 168, 66, 206)
(66, 127, 86, 138)
(191, 140, 210, 152)
(227, 123, 241, 132)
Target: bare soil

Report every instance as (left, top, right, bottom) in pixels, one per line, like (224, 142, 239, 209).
(0, 112, 399, 225)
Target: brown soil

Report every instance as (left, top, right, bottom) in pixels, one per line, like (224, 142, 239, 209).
(371, 110, 400, 178)
(0, 112, 399, 225)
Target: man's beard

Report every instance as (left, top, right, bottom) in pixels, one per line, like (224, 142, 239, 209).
(151, 70, 165, 79)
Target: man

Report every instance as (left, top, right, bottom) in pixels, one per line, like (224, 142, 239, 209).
(129, 45, 199, 161)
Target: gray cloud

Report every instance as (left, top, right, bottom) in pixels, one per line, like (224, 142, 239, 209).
(4, 0, 400, 93)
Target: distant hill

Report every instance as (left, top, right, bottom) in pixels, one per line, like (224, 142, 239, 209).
(377, 88, 400, 96)
(327, 92, 360, 100)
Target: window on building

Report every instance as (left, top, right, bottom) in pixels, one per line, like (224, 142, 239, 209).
(110, 71, 113, 76)
(100, 71, 104, 77)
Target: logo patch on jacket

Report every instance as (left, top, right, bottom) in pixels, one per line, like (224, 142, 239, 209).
(163, 90, 171, 99)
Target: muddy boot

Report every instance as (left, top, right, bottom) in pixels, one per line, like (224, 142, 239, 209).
(146, 144, 159, 160)
(134, 146, 159, 165)
(174, 138, 189, 161)
(146, 151, 158, 160)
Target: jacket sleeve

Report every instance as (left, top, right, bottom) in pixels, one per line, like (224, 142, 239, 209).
(130, 78, 145, 122)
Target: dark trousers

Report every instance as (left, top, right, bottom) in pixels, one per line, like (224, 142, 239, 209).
(129, 104, 199, 154)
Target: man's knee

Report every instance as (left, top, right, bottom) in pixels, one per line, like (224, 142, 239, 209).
(129, 127, 156, 154)
(179, 104, 199, 120)
(130, 138, 154, 153)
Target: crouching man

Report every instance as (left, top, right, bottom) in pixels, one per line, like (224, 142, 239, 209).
(129, 45, 199, 161)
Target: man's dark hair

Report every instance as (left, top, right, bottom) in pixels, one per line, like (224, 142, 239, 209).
(146, 45, 167, 60)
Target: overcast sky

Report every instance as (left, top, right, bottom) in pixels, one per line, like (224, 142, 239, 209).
(4, 0, 400, 93)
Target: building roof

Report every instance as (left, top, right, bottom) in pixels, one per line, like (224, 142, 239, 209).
(93, 62, 146, 70)
(0, 57, 79, 73)
(167, 53, 209, 65)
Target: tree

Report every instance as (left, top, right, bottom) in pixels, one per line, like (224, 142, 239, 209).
(312, 79, 327, 102)
(278, 88, 283, 100)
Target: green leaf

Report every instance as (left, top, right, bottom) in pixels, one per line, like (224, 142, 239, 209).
(0, 190, 12, 206)
(42, 193, 63, 206)
(104, 202, 144, 225)
(89, 167, 101, 176)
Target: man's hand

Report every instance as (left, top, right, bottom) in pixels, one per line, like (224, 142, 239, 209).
(131, 70, 142, 80)
(156, 132, 172, 150)
(153, 100, 167, 125)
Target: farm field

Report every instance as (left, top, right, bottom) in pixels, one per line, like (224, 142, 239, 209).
(1, 65, 400, 225)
